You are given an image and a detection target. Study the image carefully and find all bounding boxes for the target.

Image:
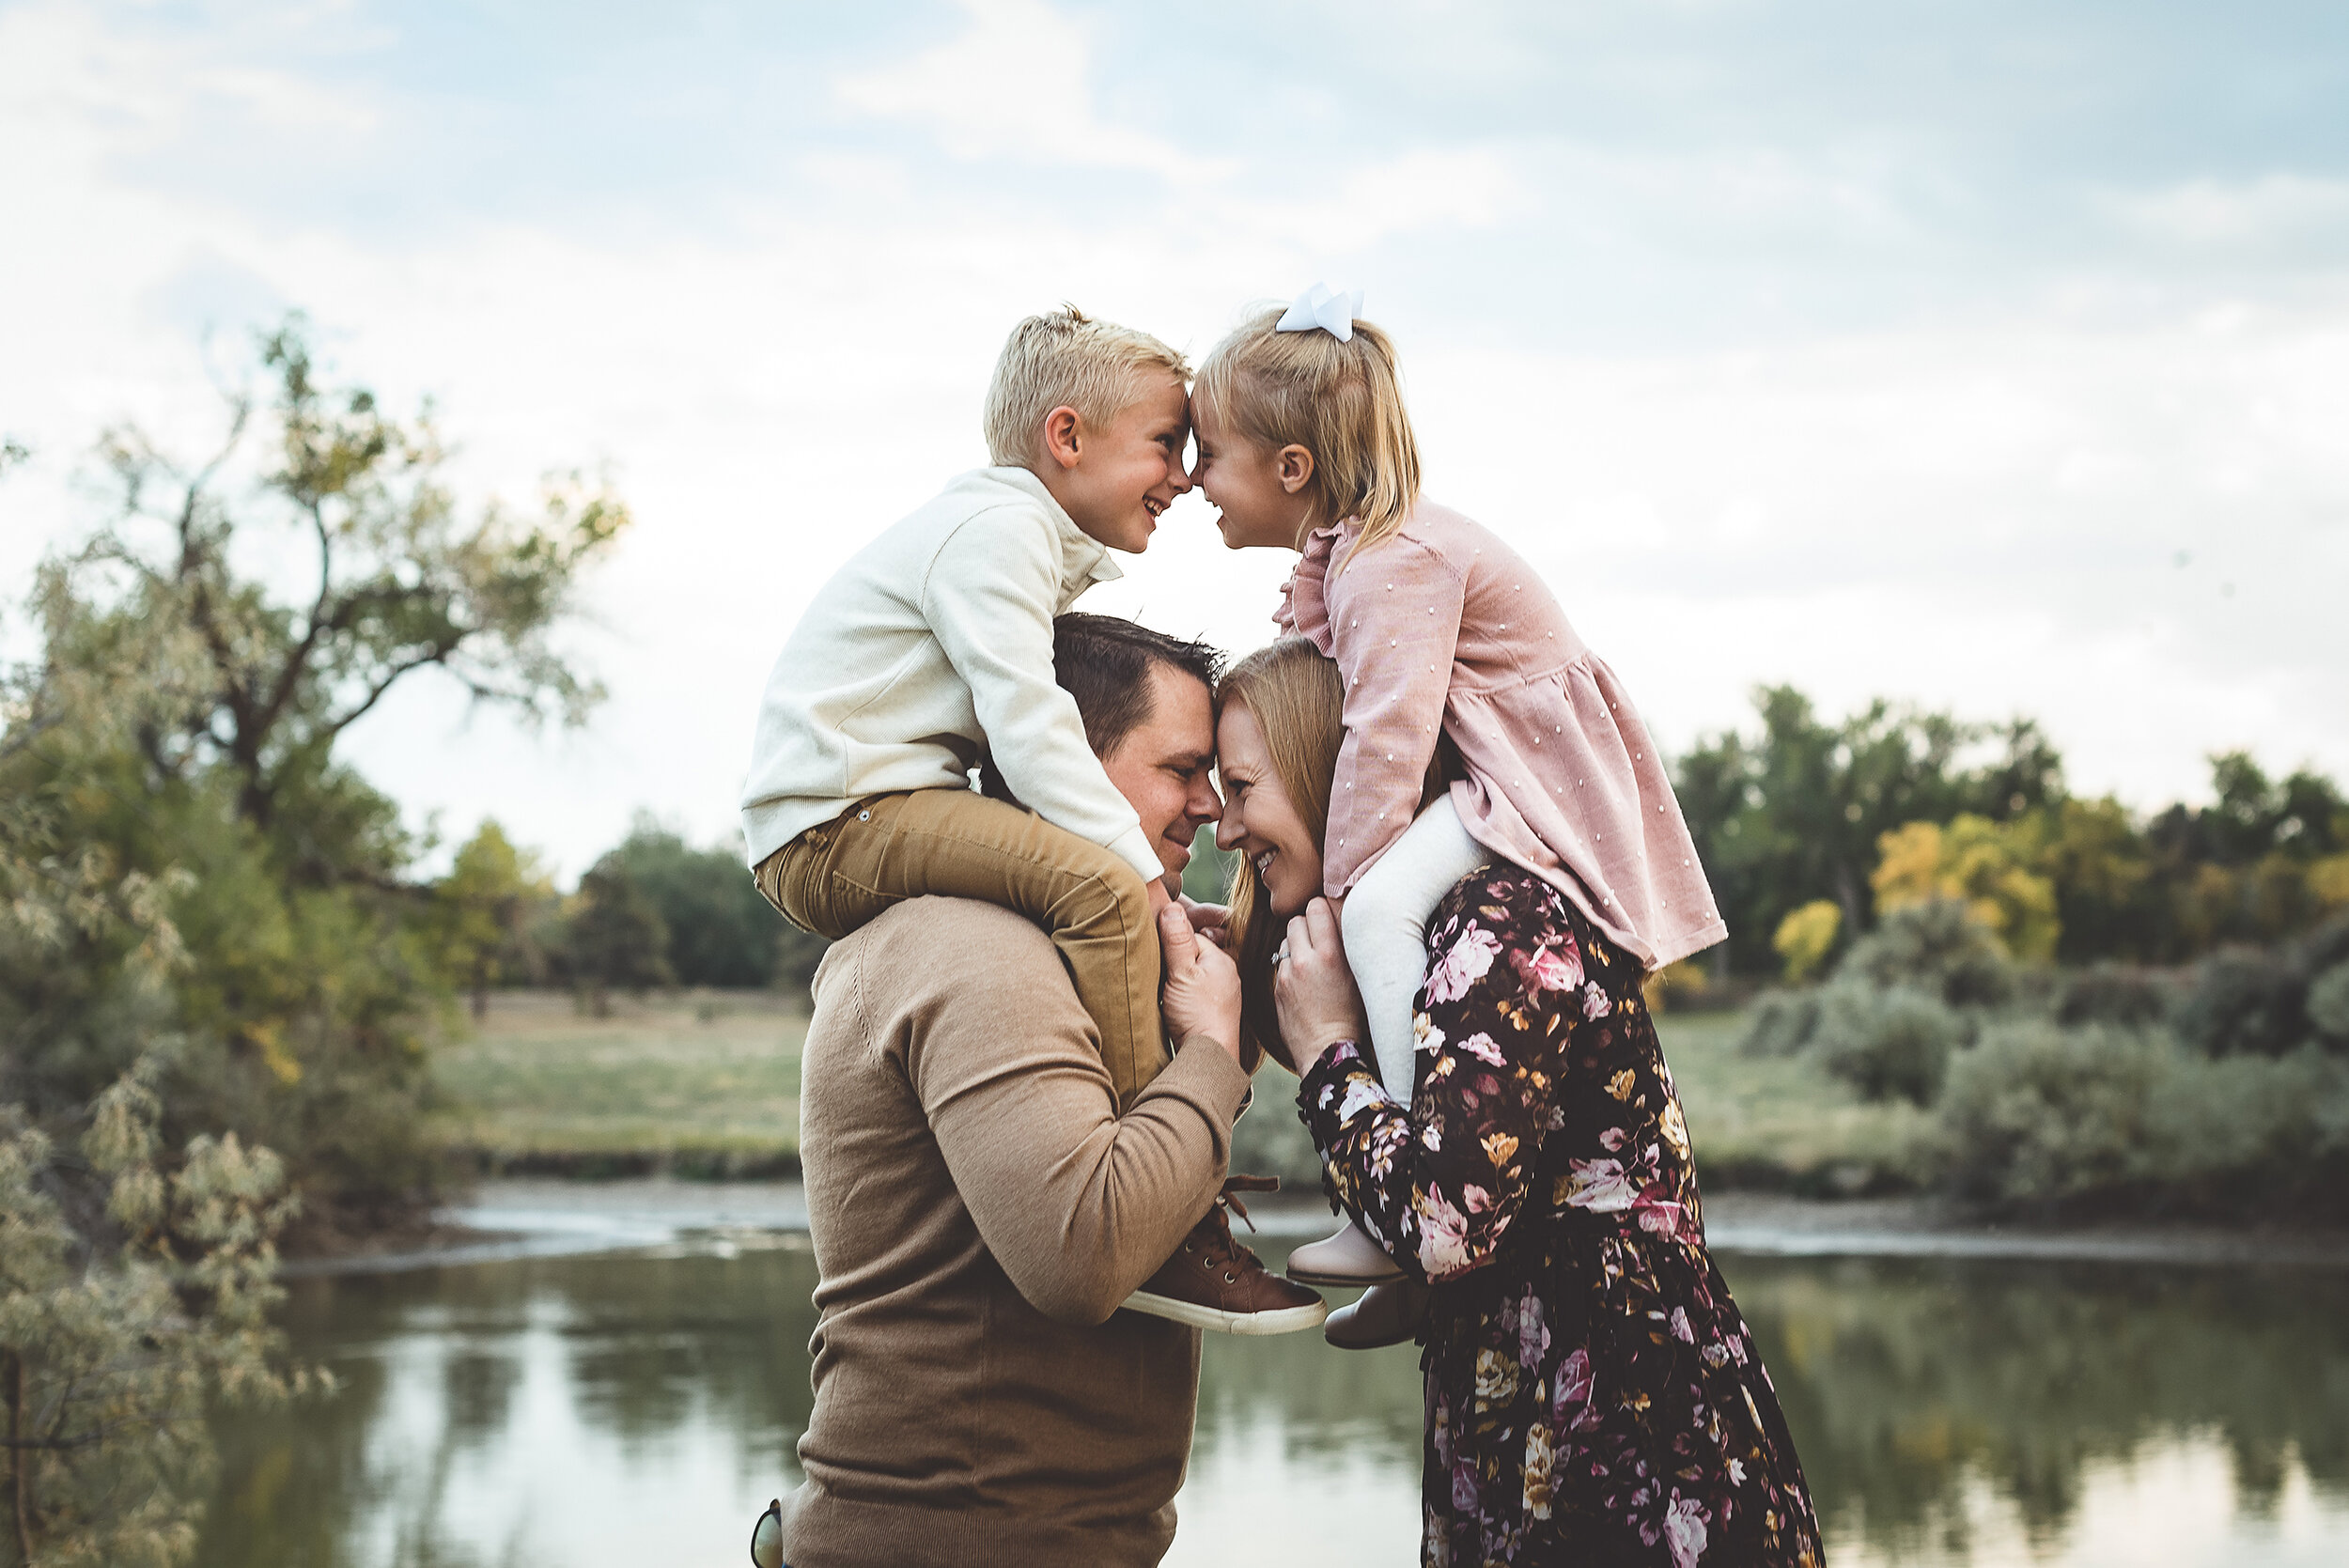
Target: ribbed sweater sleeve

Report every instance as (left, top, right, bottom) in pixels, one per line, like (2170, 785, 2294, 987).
(924, 506, 1163, 882)
(910, 991, 1251, 1326)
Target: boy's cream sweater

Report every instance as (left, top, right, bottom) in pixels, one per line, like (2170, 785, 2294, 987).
(739, 466, 1162, 883)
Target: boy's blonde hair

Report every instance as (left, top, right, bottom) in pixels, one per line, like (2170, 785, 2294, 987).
(984, 306, 1190, 468)
(1195, 304, 1422, 564)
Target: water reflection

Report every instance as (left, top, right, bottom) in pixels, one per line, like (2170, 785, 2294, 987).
(197, 1240, 2349, 1567)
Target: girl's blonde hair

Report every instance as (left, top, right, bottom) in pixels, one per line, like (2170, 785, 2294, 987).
(1195, 305, 1423, 565)
(1216, 638, 1346, 1069)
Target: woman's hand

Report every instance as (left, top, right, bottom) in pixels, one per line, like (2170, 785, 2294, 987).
(1273, 897, 1368, 1077)
(1159, 903, 1244, 1068)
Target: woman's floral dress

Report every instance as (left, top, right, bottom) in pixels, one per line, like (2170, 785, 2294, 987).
(1299, 866, 1824, 1568)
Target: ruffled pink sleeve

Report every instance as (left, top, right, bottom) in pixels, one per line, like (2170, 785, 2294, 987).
(1321, 536, 1467, 896)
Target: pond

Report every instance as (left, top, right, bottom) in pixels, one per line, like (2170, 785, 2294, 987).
(199, 1226, 2349, 1567)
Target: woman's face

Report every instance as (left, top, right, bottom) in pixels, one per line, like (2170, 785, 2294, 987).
(1215, 699, 1325, 919)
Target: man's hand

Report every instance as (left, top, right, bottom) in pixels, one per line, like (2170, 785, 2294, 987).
(1273, 898, 1368, 1078)
(1176, 894, 1231, 950)
(1159, 903, 1243, 1067)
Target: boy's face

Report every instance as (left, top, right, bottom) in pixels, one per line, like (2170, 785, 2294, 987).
(1190, 392, 1315, 551)
(1044, 375, 1192, 554)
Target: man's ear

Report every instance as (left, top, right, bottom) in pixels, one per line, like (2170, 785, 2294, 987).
(1042, 405, 1083, 472)
(1276, 443, 1315, 495)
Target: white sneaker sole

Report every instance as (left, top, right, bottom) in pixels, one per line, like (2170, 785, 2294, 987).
(1121, 1290, 1330, 1336)
(1283, 1261, 1408, 1287)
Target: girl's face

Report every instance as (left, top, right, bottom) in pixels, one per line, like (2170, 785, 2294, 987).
(1214, 699, 1325, 919)
(1190, 391, 1317, 552)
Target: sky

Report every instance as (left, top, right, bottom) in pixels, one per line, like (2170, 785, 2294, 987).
(3, 0, 2345, 880)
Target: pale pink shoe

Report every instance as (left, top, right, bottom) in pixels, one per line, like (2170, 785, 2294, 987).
(1284, 1217, 1407, 1287)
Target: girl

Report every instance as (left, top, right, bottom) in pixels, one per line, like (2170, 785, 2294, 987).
(1191, 288, 1725, 1325)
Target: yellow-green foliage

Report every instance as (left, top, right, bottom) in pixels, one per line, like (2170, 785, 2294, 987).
(2, 1061, 321, 1568)
(1641, 959, 1715, 1014)
(1771, 900, 1843, 984)
(1873, 815, 2060, 961)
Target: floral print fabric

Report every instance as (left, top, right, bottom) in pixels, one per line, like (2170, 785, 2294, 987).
(1299, 867, 1824, 1567)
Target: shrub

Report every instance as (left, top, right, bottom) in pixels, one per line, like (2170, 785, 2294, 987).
(1936, 1022, 2349, 1214)
(1811, 985, 1966, 1105)
(2308, 963, 2349, 1048)
(2140, 1045, 2346, 1202)
(2172, 949, 2307, 1059)
(1839, 899, 2016, 1009)
(1937, 1022, 2172, 1203)
(2295, 912, 2349, 983)
(1739, 988, 1823, 1058)
(1772, 900, 1843, 984)
(2055, 965, 2171, 1030)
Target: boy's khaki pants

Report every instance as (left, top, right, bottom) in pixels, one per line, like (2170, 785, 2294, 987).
(756, 788, 1168, 1103)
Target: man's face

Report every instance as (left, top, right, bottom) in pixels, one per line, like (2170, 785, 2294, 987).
(1097, 662, 1221, 883)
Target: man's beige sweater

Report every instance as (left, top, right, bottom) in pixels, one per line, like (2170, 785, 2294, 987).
(776, 896, 1252, 1568)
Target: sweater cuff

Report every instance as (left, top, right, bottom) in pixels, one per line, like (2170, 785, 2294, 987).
(1105, 824, 1166, 885)
(1152, 1033, 1252, 1125)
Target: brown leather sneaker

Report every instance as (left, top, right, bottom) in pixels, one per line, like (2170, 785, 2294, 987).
(1122, 1175, 1329, 1335)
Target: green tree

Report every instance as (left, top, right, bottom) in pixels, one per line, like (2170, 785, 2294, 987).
(602, 818, 778, 989)
(3, 315, 626, 1226)
(430, 821, 556, 1017)
(564, 859, 673, 1017)
(1674, 687, 2063, 974)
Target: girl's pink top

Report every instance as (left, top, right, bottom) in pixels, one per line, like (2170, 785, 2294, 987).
(1276, 500, 1726, 971)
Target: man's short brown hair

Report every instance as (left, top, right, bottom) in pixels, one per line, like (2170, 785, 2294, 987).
(979, 615, 1221, 801)
(1051, 613, 1223, 758)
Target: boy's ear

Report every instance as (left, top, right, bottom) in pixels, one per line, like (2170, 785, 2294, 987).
(1276, 443, 1315, 495)
(1041, 405, 1083, 471)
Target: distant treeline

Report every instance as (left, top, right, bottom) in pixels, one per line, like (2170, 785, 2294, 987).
(1675, 685, 2347, 980)
(507, 684, 2349, 1017)
(432, 816, 826, 1017)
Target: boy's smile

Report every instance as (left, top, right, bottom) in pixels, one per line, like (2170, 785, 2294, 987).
(1044, 375, 1193, 555)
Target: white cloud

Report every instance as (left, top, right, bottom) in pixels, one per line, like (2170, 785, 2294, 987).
(835, 0, 1228, 183)
(2111, 174, 2349, 250)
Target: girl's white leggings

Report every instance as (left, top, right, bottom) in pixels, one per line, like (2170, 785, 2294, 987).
(1339, 794, 1490, 1102)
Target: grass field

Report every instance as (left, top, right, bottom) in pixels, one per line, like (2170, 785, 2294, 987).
(434, 990, 1918, 1190)
(432, 989, 810, 1178)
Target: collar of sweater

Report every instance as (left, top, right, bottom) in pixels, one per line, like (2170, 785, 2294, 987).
(977, 465, 1125, 590)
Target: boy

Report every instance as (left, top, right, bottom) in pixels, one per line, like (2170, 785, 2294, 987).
(740, 307, 1322, 1335)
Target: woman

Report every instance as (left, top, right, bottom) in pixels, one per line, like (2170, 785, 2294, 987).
(1215, 639, 1824, 1568)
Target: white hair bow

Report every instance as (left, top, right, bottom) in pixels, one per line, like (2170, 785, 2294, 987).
(1275, 283, 1363, 343)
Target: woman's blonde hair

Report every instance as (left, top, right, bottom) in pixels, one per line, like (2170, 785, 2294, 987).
(1195, 305, 1422, 565)
(1216, 638, 1346, 1069)
(1217, 637, 1461, 1067)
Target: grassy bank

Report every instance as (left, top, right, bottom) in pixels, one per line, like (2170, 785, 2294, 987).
(433, 989, 808, 1179)
(436, 990, 1913, 1192)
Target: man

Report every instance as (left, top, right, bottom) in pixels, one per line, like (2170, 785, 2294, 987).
(767, 613, 1323, 1568)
